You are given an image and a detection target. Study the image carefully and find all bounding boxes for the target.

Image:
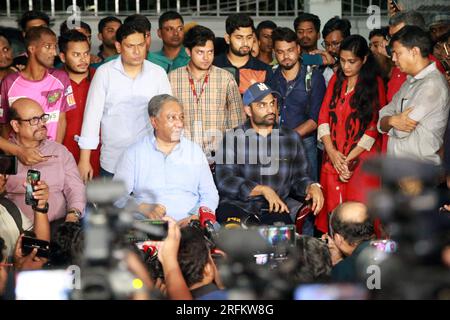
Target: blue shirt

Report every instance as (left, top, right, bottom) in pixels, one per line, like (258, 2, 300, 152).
(113, 134, 219, 221)
(269, 64, 326, 131)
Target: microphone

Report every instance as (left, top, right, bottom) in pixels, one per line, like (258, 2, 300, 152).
(199, 206, 217, 227)
(142, 244, 158, 258)
(198, 206, 221, 240)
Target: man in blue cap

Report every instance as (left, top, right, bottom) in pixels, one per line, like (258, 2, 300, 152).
(214, 82, 324, 227)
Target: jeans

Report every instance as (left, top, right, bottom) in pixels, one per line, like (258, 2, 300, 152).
(302, 135, 318, 182)
(300, 135, 318, 236)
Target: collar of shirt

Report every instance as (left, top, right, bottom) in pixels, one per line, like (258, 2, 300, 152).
(66, 67, 95, 87)
(149, 133, 183, 154)
(112, 56, 148, 78)
(408, 62, 437, 83)
(153, 46, 189, 63)
(274, 63, 305, 92)
(10, 135, 50, 153)
(223, 54, 260, 70)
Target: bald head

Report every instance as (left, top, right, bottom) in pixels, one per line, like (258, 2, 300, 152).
(9, 98, 43, 121)
(9, 98, 48, 143)
(336, 202, 368, 224)
(330, 201, 374, 246)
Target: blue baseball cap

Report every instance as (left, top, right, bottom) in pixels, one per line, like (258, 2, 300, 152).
(243, 82, 279, 106)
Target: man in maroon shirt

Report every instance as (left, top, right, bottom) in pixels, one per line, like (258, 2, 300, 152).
(58, 30, 100, 177)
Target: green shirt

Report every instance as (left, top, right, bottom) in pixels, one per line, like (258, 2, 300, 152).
(94, 46, 190, 73)
(147, 46, 190, 73)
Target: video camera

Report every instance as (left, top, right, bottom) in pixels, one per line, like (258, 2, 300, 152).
(72, 180, 171, 300)
(360, 156, 450, 299)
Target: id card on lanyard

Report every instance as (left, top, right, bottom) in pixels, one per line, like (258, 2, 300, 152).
(187, 67, 210, 105)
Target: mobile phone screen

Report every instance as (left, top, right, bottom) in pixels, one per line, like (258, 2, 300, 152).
(258, 225, 296, 247)
(15, 270, 74, 300)
(302, 54, 323, 66)
(294, 284, 368, 300)
(25, 170, 40, 206)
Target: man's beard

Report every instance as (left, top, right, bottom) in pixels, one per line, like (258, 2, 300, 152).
(102, 38, 116, 49)
(254, 113, 276, 127)
(280, 60, 298, 71)
(65, 62, 88, 75)
(33, 126, 48, 141)
(299, 38, 317, 52)
(230, 44, 250, 57)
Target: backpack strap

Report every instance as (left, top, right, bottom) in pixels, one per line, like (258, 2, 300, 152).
(0, 196, 24, 234)
(305, 65, 314, 117)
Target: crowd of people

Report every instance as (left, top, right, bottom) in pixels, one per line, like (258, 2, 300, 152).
(0, 5, 449, 300)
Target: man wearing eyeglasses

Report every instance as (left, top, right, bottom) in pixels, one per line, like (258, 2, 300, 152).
(5, 98, 86, 229)
(113, 94, 218, 224)
(214, 82, 324, 227)
(309, 17, 352, 86)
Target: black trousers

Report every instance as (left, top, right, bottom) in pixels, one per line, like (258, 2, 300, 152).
(216, 202, 293, 226)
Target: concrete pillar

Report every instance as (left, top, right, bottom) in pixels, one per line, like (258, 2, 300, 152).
(303, 0, 342, 24)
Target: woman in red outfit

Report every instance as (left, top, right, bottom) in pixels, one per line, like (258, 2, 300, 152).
(316, 35, 387, 234)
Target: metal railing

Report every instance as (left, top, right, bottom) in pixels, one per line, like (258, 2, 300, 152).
(0, 0, 392, 18)
(1, 0, 305, 17)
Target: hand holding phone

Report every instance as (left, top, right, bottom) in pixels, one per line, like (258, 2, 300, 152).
(302, 53, 324, 66)
(25, 169, 40, 206)
(21, 236, 50, 259)
(390, 0, 401, 13)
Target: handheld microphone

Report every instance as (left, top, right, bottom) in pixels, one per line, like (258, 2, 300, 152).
(198, 206, 221, 241)
(142, 244, 158, 259)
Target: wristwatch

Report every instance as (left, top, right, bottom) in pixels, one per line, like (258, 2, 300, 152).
(67, 208, 82, 220)
(32, 202, 49, 214)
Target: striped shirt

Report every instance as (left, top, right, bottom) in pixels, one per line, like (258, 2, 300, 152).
(168, 65, 246, 154)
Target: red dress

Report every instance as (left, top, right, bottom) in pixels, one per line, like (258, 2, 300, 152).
(315, 74, 387, 233)
(62, 68, 101, 177)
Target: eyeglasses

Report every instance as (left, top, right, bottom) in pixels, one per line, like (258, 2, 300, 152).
(16, 113, 50, 126)
(321, 41, 341, 49)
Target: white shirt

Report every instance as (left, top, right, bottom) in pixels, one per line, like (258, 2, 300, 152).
(0, 205, 32, 258)
(378, 62, 450, 165)
(322, 66, 334, 87)
(113, 135, 219, 221)
(78, 56, 172, 173)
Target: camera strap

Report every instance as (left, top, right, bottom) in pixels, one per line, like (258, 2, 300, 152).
(0, 197, 24, 234)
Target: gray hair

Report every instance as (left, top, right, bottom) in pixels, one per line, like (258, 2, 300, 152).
(147, 94, 181, 118)
(389, 10, 426, 31)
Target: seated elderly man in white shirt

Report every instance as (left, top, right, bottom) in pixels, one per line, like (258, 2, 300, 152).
(113, 94, 219, 225)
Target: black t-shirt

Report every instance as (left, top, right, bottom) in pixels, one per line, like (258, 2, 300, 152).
(213, 54, 273, 94)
